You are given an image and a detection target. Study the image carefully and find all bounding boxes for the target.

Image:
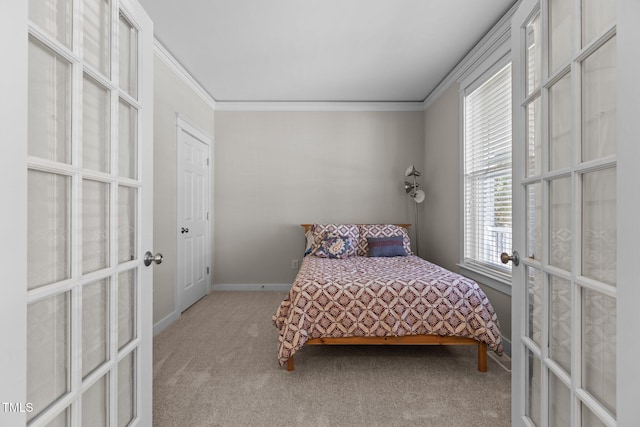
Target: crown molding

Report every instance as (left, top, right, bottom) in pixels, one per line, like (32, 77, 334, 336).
(153, 38, 216, 109)
(215, 101, 425, 112)
(422, 0, 520, 110)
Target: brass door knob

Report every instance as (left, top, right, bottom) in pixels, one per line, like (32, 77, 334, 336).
(500, 251, 520, 266)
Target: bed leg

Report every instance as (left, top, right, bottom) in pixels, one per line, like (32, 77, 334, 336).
(286, 356, 294, 372)
(478, 342, 488, 372)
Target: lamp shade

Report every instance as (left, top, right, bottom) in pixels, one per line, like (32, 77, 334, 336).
(404, 181, 418, 193)
(405, 165, 421, 177)
(412, 189, 425, 203)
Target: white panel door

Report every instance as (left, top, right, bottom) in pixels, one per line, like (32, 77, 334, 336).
(177, 118, 211, 313)
(510, 0, 632, 425)
(0, 0, 154, 425)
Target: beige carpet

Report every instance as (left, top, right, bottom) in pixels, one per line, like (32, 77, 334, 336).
(153, 291, 511, 427)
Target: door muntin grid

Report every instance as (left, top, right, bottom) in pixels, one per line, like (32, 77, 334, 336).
(516, 1, 618, 426)
(26, 0, 143, 425)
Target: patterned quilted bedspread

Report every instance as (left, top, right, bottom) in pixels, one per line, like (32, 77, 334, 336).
(273, 255, 503, 366)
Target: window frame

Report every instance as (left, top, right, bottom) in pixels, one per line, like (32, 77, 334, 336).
(458, 41, 514, 296)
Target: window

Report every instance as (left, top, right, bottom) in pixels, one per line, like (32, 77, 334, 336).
(463, 62, 512, 280)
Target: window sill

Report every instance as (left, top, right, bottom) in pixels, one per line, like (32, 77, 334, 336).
(458, 263, 512, 296)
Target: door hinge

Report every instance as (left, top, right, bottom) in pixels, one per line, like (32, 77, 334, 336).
(207, 158, 209, 166)
(207, 212, 209, 220)
(207, 266, 210, 274)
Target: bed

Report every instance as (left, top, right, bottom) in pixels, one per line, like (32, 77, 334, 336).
(272, 224, 503, 372)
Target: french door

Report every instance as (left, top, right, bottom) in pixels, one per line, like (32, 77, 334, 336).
(1, 0, 154, 426)
(511, 0, 638, 425)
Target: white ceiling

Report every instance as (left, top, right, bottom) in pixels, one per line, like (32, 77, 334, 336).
(138, 0, 516, 103)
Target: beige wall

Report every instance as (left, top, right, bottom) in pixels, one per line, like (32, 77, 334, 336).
(151, 61, 511, 346)
(213, 111, 425, 285)
(423, 83, 512, 347)
(422, 84, 462, 273)
(153, 55, 215, 326)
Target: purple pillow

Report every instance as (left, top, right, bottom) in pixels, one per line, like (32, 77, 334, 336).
(366, 235, 407, 257)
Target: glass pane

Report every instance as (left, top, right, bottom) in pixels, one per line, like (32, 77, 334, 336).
(581, 403, 608, 427)
(118, 351, 136, 427)
(582, 168, 616, 286)
(28, 0, 73, 48)
(527, 267, 544, 346)
(83, 75, 110, 173)
(550, 276, 572, 373)
(582, 0, 615, 47)
(549, 0, 572, 72)
(28, 37, 72, 164)
(84, 0, 111, 76)
(526, 183, 542, 260)
(27, 292, 70, 422)
(527, 350, 542, 426)
(582, 37, 616, 162)
(582, 288, 616, 415)
(549, 372, 571, 427)
(119, 14, 138, 98)
(118, 270, 136, 349)
(549, 74, 572, 171)
(118, 186, 136, 264)
(28, 171, 71, 290)
(550, 177, 572, 271)
(45, 408, 70, 427)
(463, 63, 512, 270)
(83, 180, 110, 273)
(82, 279, 110, 378)
(526, 97, 541, 177)
(526, 12, 541, 96)
(82, 375, 109, 427)
(118, 100, 138, 179)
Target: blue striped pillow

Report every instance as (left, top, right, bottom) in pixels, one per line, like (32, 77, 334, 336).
(366, 235, 407, 257)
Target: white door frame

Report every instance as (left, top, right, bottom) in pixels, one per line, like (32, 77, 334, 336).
(0, 2, 28, 425)
(616, 0, 640, 424)
(510, 1, 536, 424)
(175, 116, 212, 314)
(133, 0, 156, 423)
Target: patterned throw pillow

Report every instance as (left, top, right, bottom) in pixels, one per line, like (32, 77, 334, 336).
(313, 233, 356, 259)
(310, 224, 360, 254)
(366, 235, 407, 257)
(357, 224, 412, 256)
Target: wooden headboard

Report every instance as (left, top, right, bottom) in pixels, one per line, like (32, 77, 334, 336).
(300, 224, 411, 233)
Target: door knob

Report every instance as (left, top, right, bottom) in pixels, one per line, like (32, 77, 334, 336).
(181, 227, 189, 234)
(144, 251, 163, 267)
(500, 251, 520, 266)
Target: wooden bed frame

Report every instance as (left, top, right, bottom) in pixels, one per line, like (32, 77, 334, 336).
(286, 336, 488, 372)
(286, 224, 489, 372)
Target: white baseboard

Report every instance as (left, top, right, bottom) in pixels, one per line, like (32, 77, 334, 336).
(501, 335, 512, 357)
(211, 283, 292, 291)
(153, 310, 180, 336)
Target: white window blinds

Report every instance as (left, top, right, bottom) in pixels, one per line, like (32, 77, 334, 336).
(463, 63, 512, 276)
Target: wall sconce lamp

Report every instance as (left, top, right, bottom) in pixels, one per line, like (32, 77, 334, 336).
(405, 165, 425, 203)
(404, 165, 425, 254)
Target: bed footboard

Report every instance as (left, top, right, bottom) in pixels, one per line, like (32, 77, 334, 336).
(284, 336, 488, 372)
